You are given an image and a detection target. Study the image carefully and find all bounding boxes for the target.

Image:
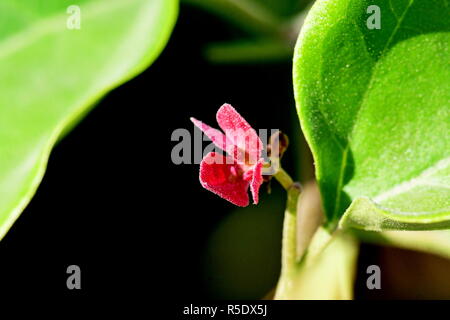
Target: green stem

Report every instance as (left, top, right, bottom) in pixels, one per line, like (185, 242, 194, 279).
(204, 39, 292, 64)
(274, 167, 294, 190)
(273, 169, 335, 299)
(273, 169, 301, 288)
(280, 184, 301, 271)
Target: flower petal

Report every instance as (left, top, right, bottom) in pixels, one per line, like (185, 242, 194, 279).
(191, 117, 237, 158)
(250, 160, 264, 204)
(216, 104, 263, 164)
(199, 152, 249, 207)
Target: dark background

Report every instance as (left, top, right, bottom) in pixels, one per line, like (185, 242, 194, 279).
(2, 3, 450, 301)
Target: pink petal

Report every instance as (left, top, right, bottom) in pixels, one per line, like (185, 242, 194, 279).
(250, 160, 264, 204)
(199, 152, 250, 207)
(190, 117, 237, 158)
(216, 104, 263, 164)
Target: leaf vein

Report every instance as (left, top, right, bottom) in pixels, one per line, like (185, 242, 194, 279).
(374, 157, 450, 202)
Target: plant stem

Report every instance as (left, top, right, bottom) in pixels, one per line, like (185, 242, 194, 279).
(273, 170, 335, 299)
(274, 167, 294, 190)
(280, 184, 301, 269)
(205, 39, 292, 64)
(273, 168, 301, 292)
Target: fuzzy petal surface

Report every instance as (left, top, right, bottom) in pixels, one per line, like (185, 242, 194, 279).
(190, 117, 233, 155)
(199, 152, 250, 207)
(216, 104, 263, 164)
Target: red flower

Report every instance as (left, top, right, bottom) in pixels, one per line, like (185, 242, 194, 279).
(191, 104, 264, 206)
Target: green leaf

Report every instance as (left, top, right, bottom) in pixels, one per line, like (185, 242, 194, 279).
(293, 0, 450, 230)
(0, 0, 178, 240)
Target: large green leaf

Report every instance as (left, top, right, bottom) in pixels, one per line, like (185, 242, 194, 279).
(293, 0, 450, 231)
(0, 0, 178, 240)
